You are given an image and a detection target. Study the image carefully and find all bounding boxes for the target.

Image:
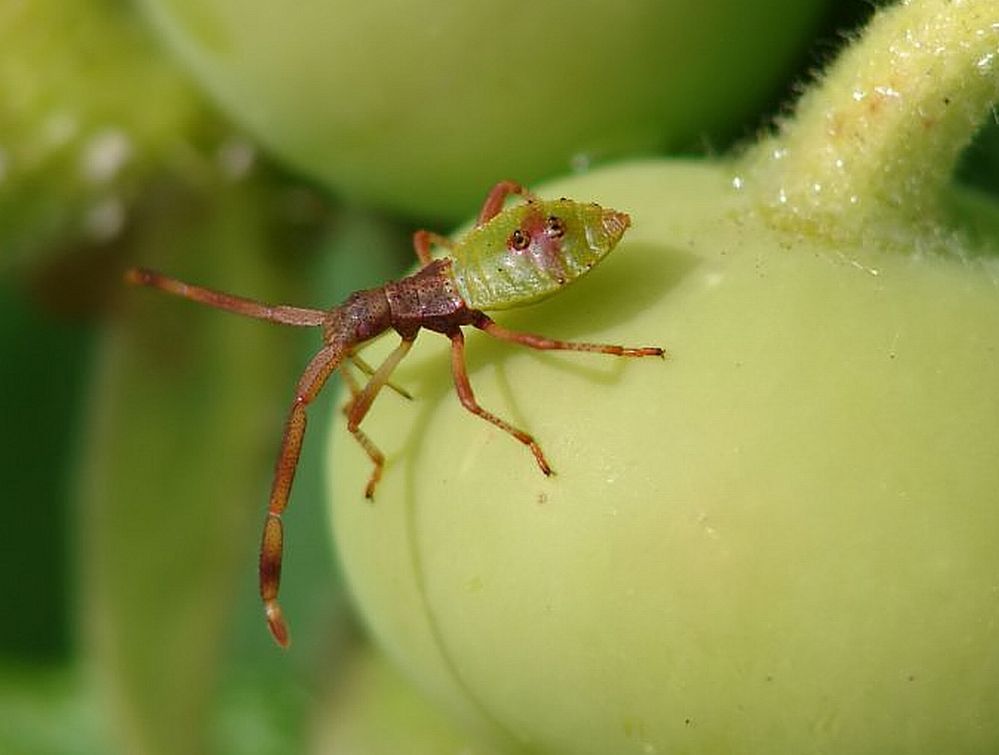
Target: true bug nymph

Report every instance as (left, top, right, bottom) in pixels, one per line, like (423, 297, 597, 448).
(126, 180, 665, 647)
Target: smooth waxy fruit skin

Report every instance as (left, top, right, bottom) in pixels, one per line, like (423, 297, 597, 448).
(138, 0, 828, 219)
(329, 161, 999, 753)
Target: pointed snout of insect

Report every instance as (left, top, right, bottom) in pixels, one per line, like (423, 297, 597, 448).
(601, 209, 631, 241)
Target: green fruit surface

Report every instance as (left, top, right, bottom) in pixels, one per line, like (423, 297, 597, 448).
(329, 160, 999, 753)
(139, 0, 827, 219)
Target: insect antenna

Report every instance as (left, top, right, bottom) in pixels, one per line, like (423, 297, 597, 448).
(124, 267, 327, 327)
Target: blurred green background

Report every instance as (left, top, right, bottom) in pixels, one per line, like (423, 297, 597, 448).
(2, 1, 998, 752)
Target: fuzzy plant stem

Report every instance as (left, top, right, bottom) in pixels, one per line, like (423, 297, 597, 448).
(744, 0, 999, 246)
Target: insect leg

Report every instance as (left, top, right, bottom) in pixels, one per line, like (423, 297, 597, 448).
(339, 363, 388, 494)
(412, 230, 454, 266)
(260, 342, 345, 648)
(340, 357, 363, 401)
(449, 329, 552, 476)
(474, 315, 665, 358)
(345, 338, 416, 498)
(125, 268, 326, 327)
(476, 180, 540, 226)
(350, 352, 413, 399)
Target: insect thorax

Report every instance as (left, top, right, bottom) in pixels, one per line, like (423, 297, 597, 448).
(384, 259, 474, 337)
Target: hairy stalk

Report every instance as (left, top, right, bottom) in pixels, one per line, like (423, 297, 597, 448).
(742, 0, 999, 249)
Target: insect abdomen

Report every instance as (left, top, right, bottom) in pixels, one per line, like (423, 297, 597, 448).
(454, 243, 565, 311)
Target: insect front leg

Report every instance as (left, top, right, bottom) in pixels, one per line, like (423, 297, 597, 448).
(260, 342, 344, 648)
(476, 180, 540, 226)
(449, 328, 553, 476)
(345, 337, 416, 498)
(412, 230, 454, 266)
(474, 315, 666, 359)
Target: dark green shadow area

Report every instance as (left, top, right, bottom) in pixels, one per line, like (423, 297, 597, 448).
(0, 281, 94, 661)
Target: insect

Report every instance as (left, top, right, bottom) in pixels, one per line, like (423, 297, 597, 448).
(126, 180, 664, 648)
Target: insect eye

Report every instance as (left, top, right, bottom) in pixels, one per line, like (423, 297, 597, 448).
(545, 215, 565, 238)
(509, 228, 531, 251)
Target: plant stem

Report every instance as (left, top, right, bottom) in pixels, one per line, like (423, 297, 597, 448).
(744, 0, 999, 247)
